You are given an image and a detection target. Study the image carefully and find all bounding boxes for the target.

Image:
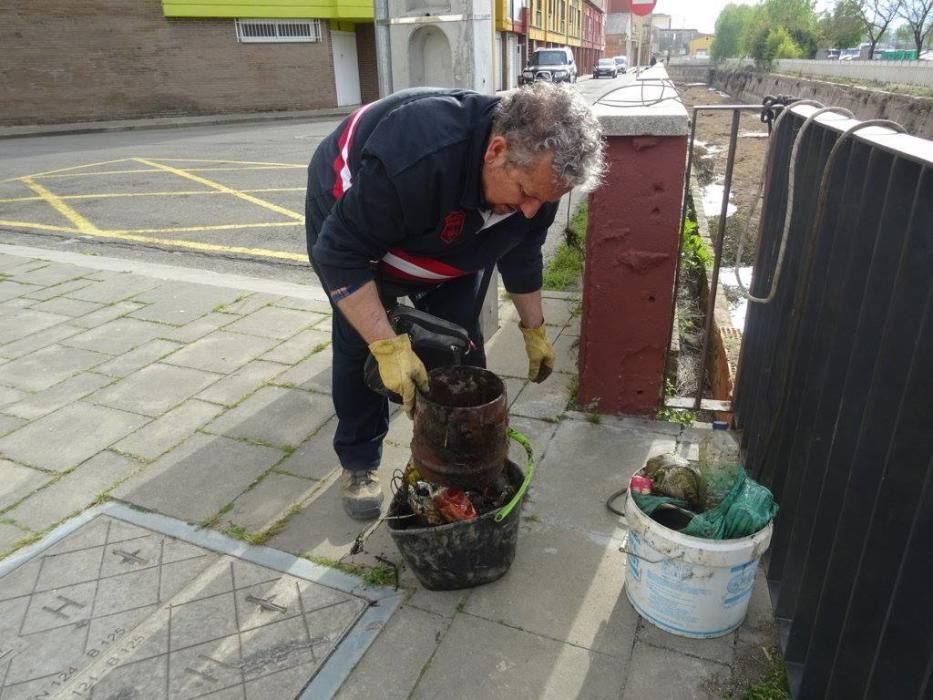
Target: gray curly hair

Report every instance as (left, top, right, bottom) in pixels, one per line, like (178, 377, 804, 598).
(492, 82, 605, 192)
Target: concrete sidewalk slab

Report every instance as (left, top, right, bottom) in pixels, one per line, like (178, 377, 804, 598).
(0, 243, 779, 699)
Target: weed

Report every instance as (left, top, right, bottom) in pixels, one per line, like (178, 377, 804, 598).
(543, 202, 588, 291)
(681, 218, 712, 275)
(585, 411, 602, 424)
(742, 646, 790, 700)
(304, 555, 395, 588)
(656, 379, 697, 425)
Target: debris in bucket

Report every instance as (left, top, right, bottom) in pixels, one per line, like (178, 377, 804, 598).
(631, 453, 778, 540)
(395, 462, 516, 528)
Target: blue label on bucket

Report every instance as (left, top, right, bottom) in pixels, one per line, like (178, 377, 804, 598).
(627, 532, 641, 581)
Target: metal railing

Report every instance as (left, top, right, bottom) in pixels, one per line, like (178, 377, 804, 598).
(733, 103, 933, 697)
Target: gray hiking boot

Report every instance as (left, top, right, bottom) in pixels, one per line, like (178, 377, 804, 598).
(340, 469, 384, 520)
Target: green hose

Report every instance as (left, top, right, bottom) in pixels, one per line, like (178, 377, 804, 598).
(495, 428, 535, 522)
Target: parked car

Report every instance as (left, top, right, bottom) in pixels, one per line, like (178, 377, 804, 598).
(612, 55, 628, 73)
(519, 47, 577, 85)
(593, 58, 618, 79)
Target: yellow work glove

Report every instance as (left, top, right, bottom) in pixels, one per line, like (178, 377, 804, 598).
(519, 323, 555, 383)
(368, 334, 429, 417)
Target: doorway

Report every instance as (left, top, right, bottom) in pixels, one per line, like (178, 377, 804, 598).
(331, 30, 362, 106)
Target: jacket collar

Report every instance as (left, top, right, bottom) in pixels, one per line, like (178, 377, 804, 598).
(460, 100, 499, 211)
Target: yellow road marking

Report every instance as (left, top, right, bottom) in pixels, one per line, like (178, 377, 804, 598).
(1, 158, 134, 181)
(134, 157, 304, 221)
(183, 166, 303, 172)
(0, 187, 305, 204)
(0, 220, 78, 233)
(21, 178, 99, 234)
(0, 219, 307, 261)
(106, 222, 301, 234)
(31, 169, 165, 180)
(154, 158, 306, 167)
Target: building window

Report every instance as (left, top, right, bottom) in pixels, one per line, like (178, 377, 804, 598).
(235, 19, 323, 43)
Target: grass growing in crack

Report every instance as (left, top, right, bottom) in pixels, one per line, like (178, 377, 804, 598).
(304, 555, 395, 587)
(543, 202, 588, 291)
(739, 646, 790, 700)
(656, 379, 697, 425)
(199, 502, 234, 529)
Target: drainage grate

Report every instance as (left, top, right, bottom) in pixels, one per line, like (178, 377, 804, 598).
(0, 505, 399, 700)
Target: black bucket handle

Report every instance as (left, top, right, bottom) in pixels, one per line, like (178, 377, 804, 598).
(495, 429, 535, 522)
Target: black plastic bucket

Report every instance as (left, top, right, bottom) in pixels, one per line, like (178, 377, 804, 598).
(387, 459, 526, 590)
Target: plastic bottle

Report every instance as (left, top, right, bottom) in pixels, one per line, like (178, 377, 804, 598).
(697, 421, 741, 510)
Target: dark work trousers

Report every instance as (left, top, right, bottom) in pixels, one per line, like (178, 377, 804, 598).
(306, 193, 488, 473)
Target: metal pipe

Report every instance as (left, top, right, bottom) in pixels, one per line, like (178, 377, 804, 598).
(694, 108, 741, 411)
(661, 106, 699, 399)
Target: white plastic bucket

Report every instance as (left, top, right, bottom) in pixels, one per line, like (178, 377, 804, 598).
(623, 490, 773, 638)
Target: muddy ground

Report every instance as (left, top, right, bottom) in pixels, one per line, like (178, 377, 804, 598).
(677, 82, 770, 267)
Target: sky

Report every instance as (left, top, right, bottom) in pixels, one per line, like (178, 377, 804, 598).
(653, 0, 836, 34)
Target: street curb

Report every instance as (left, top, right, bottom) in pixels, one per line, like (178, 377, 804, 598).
(0, 106, 356, 140)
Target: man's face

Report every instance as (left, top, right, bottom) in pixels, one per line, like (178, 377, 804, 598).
(481, 136, 569, 218)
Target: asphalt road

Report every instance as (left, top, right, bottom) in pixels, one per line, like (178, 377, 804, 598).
(0, 73, 637, 284)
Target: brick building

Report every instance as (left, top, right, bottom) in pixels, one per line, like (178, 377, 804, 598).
(1, 1, 378, 126)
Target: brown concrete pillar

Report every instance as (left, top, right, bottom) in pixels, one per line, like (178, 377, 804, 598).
(577, 65, 689, 414)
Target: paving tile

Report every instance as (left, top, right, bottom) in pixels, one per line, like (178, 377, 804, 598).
(0, 414, 27, 437)
(0, 297, 35, 314)
(223, 472, 320, 532)
(0, 280, 34, 302)
(268, 443, 408, 559)
(0, 309, 70, 347)
(0, 322, 83, 359)
(510, 372, 576, 421)
(638, 618, 736, 665)
(128, 282, 244, 325)
(0, 402, 148, 472)
(27, 297, 103, 318)
(551, 332, 579, 374)
(272, 296, 333, 314)
(486, 320, 561, 380)
(312, 315, 333, 333)
(162, 330, 279, 374)
(5, 261, 89, 287)
(334, 606, 446, 700)
(203, 386, 333, 450)
(0, 345, 108, 392)
(0, 459, 53, 511)
(0, 522, 30, 553)
(222, 305, 322, 339)
(65, 273, 161, 303)
(530, 419, 676, 535)
(158, 312, 235, 343)
(412, 614, 627, 700)
(92, 338, 185, 378)
(542, 296, 577, 326)
(6, 451, 141, 531)
(62, 317, 174, 355)
(113, 433, 283, 522)
(464, 521, 638, 658)
(214, 291, 278, 316)
(0, 385, 28, 409)
(21, 278, 94, 302)
(196, 360, 288, 407)
(274, 417, 339, 480)
(113, 399, 226, 461)
(270, 346, 333, 394)
(383, 411, 413, 448)
(89, 363, 221, 417)
(3, 372, 114, 420)
(621, 640, 731, 700)
(260, 328, 330, 365)
(562, 313, 582, 336)
(736, 569, 777, 648)
(505, 415, 559, 478)
(69, 301, 146, 329)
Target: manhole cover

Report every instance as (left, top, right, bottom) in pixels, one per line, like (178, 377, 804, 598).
(0, 504, 399, 700)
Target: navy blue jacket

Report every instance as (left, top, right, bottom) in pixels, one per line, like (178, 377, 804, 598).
(305, 88, 558, 299)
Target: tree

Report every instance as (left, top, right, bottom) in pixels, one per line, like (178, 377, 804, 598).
(819, 0, 865, 48)
(712, 4, 756, 59)
(857, 0, 903, 58)
(899, 0, 933, 54)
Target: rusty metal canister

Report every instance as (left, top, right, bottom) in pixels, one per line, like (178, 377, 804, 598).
(411, 366, 508, 489)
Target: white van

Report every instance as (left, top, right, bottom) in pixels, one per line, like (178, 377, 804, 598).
(520, 47, 577, 84)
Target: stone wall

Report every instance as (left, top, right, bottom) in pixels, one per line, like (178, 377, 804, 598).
(665, 64, 933, 139)
(1, 1, 339, 125)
